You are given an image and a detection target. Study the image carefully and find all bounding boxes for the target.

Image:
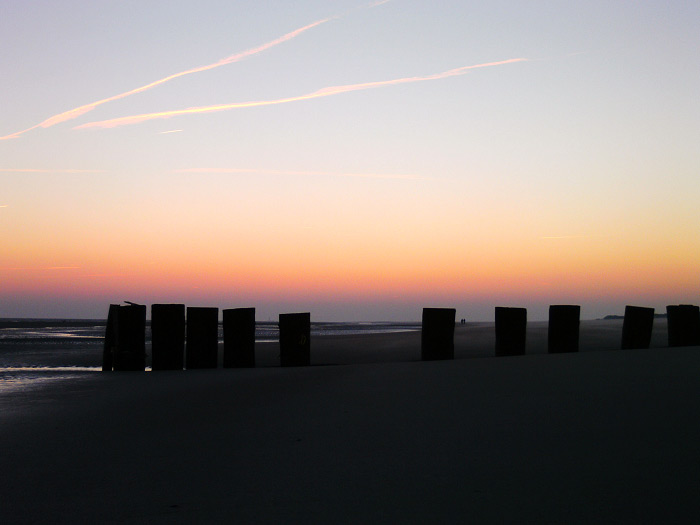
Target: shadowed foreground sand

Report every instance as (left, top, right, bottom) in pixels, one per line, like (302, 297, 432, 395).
(2, 322, 700, 523)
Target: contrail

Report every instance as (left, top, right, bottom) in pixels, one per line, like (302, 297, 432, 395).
(174, 167, 430, 181)
(0, 168, 107, 173)
(539, 234, 614, 240)
(0, 266, 80, 271)
(0, 17, 332, 141)
(0, 1, 394, 141)
(76, 58, 528, 130)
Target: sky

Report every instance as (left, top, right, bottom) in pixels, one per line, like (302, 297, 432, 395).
(1, 0, 699, 321)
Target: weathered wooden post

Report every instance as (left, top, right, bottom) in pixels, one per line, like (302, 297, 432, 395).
(620, 305, 654, 349)
(421, 308, 456, 360)
(686, 305, 700, 345)
(186, 307, 219, 369)
(151, 304, 185, 370)
(667, 305, 683, 347)
(495, 307, 527, 356)
(223, 307, 256, 368)
(112, 303, 147, 371)
(548, 305, 580, 353)
(102, 304, 119, 371)
(279, 313, 310, 367)
(667, 304, 700, 347)
(681, 304, 700, 345)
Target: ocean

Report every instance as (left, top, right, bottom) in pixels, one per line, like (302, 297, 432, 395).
(0, 319, 421, 391)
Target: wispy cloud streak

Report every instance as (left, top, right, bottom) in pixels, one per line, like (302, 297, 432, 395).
(0, 169, 107, 173)
(174, 167, 430, 181)
(76, 58, 528, 130)
(0, 266, 80, 271)
(0, 17, 332, 141)
(539, 234, 614, 240)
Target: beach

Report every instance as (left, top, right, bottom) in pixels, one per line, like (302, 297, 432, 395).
(2, 320, 700, 523)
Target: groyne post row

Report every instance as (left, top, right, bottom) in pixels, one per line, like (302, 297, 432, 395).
(104, 302, 697, 370)
(425, 303, 697, 359)
(104, 304, 267, 371)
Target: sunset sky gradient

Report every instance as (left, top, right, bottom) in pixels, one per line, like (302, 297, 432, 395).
(2, 0, 699, 320)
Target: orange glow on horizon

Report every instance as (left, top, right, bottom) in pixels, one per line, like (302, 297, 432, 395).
(3, 235, 696, 306)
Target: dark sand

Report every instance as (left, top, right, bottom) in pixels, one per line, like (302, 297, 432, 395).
(2, 320, 699, 523)
(253, 319, 671, 367)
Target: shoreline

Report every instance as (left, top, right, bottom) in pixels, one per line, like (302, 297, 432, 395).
(0, 319, 671, 369)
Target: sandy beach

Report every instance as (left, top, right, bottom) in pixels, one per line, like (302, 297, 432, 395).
(2, 319, 700, 523)
(238, 319, 673, 368)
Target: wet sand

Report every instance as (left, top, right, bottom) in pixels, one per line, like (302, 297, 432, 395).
(257, 319, 671, 366)
(2, 320, 700, 523)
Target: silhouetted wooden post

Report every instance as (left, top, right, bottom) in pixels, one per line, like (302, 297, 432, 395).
(548, 305, 580, 353)
(667, 305, 683, 347)
(620, 305, 654, 349)
(495, 307, 527, 356)
(151, 304, 185, 370)
(421, 308, 456, 360)
(279, 313, 310, 367)
(186, 307, 219, 369)
(686, 305, 700, 345)
(102, 304, 119, 371)
(682, 305, 700, 345)
(223, 307, 256, 368)
(667, 305, 700, 347)
(113, 303, 147, 371)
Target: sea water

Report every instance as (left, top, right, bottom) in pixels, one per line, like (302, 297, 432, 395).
(0, 319, 420, 392)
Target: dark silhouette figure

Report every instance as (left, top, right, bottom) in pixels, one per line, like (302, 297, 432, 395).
(666, 304, 700, 347)
(548, 305, 580, 353)
(620, 305, 654, 349)
(151, 304, 185, 370)
(421, 308, 456, 360)
(186, 307, 219, 369)
(223, 308, 256, 368)
(495, 307, 527, 356)
(279, 313, 310, 367)
(107, 303, 147, 371)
